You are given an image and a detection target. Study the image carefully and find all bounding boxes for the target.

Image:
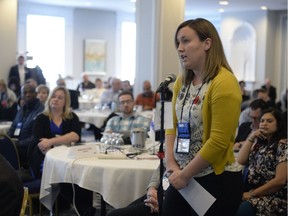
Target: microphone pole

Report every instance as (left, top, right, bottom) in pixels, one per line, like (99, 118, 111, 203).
(156, 87, 166, 216)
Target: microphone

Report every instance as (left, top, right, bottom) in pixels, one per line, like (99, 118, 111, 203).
(156, 74, 176, 92)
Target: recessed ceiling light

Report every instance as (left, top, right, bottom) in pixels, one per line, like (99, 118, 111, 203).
(84, 2, 92, 6)
(261, 6, 268, 10)
(218, 8, 225, 12)
(219, 1, 229, 6)
(130, 0, 137, 3)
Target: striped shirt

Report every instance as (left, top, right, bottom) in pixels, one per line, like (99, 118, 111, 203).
(104, 112, 151, 134)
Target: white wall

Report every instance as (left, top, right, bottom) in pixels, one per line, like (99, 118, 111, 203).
(73, 8, 116, 86)
(0, 0, 17, 81)
(221, 10, 287, 100)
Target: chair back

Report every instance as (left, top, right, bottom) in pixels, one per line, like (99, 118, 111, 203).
(0, 134, 20, 170)
(19, 187, 29, 216)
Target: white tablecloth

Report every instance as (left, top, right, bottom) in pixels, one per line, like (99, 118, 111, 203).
(0, 121, 12, 134)
(40, 144, 159, 210)
(74, 109, 112, 128)
(78, 97, 100, 110)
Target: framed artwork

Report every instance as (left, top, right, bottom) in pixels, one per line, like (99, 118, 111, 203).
(84, 39, 106, 75)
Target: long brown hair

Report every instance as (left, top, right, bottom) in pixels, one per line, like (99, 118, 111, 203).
(43, 86, 73, 120)
(174, 18, 233, 84)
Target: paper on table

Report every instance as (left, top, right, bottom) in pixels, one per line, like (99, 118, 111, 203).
(179, 178, 216, 216)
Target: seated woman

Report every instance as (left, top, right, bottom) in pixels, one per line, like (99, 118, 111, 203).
(36, 84, 50, 105)
(236, 108, 287, 216)
(29, 86, 95, 215)
(29, 86, 81, 177)
(0, 79, 18, 121)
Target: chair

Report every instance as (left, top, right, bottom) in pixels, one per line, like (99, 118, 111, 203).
(0, 134, 44, 215)
(19, 187, 29, 216)
(0, 133, 20, 170)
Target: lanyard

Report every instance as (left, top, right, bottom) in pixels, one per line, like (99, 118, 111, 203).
(180, 82, 205, 123)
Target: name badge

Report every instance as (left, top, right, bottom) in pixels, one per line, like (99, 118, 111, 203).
(14, 122, 22, 136)
(176, 122, 190, 154)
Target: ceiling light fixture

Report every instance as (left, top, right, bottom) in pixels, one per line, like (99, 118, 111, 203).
(218, 8, 225, 12)
(261, 6, 268, 10)
(219, 1, 229, 6)
(130, 0, 137, 3)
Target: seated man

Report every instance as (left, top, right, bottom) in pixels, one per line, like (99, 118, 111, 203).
(0, 155, 24, 216)
(234, 99, 269, 152)
(76, 74, 95, 92)
(239, 88, 271, 125)
(100, 77, 122, 107)
(8, 84, 44, 167)
(135, 80, 160, 111)
(104, 91, 151, 143)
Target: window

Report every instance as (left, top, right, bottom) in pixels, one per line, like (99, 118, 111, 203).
(120, 21, 136, 84)
(26, 15, 65, 89)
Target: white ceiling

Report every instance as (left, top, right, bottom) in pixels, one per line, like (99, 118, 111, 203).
(21, 0, 288, 15)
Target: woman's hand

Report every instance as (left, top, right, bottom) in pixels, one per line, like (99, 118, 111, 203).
(249, 129, 267, 142)
(168, 168, 189, 190)
(144, 187, 159, 213)
(38, 138, 53, 154)
(242, 191, 252, 201)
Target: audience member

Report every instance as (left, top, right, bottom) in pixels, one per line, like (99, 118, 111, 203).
(36, 84, 50, 105)
(0, 154, 24, 216)
(108, 165, 163, 216)
(135, 80, 160, 111)
(25, 78, 38, 88)
(76, 74, 95, 92)
(236, 108, 287, 216)
(233, 99, 269, 152)
(239, 88, 271, 125)
(28, 86, 81, 177)
(0, 79, 18, 121)
(8, 77, 21, 98)
(56, 78, 79, 110)
(122, 80, 133, 92)
(239, 80, 250, 102)
(94, 78, 106, 97)
(100, 77, 122, 106)
(7, 84, 44, 167)
(261, 78, 277, 106)
(28, 86, 95, 215)
(104, 91, 151, 143)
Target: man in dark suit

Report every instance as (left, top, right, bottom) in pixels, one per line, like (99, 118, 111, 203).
(0, 154, 24, 216)
(8, 55, 46, 96)
(261, 78, 277, 106)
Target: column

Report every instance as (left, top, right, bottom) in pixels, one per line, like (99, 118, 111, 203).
(134, 0, 185, 97)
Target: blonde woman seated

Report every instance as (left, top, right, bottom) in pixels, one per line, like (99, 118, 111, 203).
(28, 86, 81, 178)
(236, 108, 287, 216)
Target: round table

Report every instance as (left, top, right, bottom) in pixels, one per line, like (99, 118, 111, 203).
(0, 121, 12, 134)
(74, 109, 112, 128)
(40, 144, 159, 211)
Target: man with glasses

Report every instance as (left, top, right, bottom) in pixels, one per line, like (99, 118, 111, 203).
(234, 99, 269, 152)
(104, 91, 151, 143)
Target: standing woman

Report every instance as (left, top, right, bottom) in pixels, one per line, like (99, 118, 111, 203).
(164, 18, 243, 216)
(236, 108, 287, 216)
(29, 86, 81, 178)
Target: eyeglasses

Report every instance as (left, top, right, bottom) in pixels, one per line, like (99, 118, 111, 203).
(119, 99, 133, 105)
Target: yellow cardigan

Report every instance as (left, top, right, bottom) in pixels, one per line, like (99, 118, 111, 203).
(166, 67, 242, 174)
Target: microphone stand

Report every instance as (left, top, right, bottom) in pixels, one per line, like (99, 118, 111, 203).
(156, 87, 167, 216)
